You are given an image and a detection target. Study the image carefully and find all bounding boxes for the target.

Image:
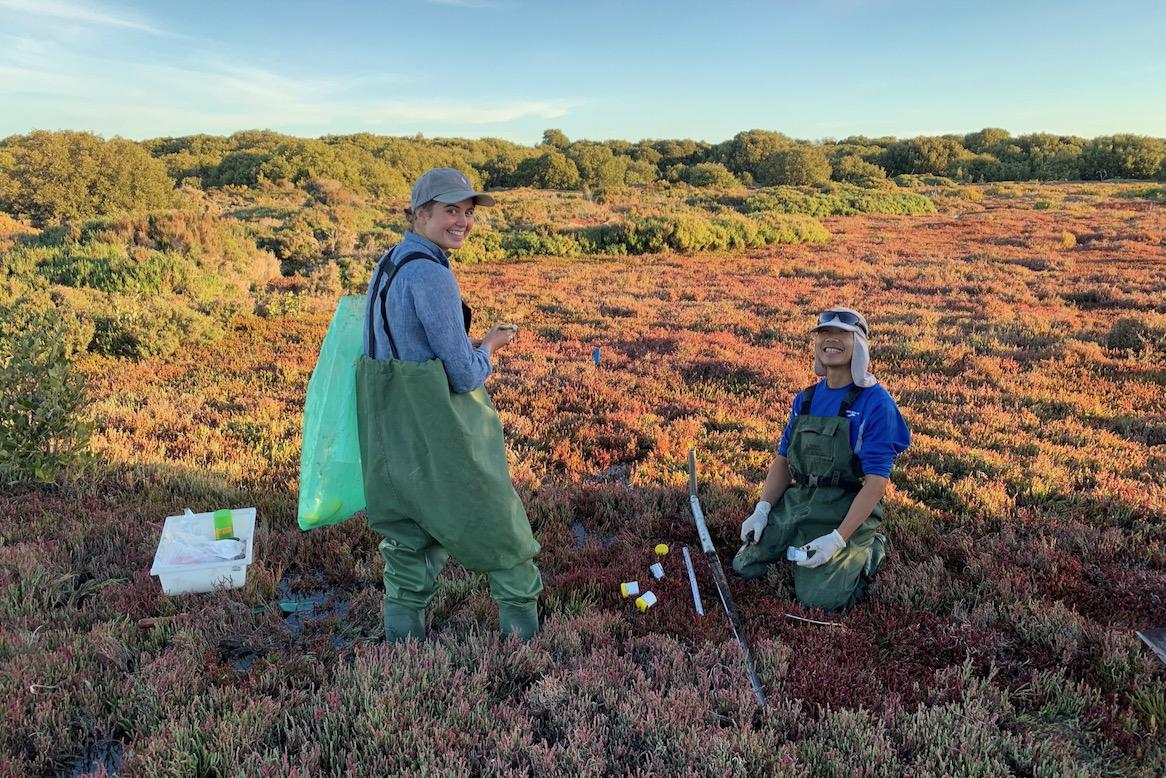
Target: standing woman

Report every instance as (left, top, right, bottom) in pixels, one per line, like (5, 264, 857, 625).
(733, 307, 910, 611)
(357, 168, 541, 642)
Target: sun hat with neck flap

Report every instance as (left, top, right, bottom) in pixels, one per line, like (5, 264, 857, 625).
(410, 167, 496, 209)
(810, 306, 877, 388)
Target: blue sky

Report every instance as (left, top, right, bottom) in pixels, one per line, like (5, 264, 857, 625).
(2, 0, 1164, 144)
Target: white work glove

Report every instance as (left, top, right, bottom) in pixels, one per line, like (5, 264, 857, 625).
(740, 501, 771, 544)
(796, 530, 846, 568)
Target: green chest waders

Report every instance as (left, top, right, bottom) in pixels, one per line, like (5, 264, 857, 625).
(357, 252, 540, 576)
(732, 384, 883, 612)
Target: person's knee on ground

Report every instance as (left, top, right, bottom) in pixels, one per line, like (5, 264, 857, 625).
(489, 559, 542, 640)
(732, 507, 798, 580)
(731, 545, 772, 580)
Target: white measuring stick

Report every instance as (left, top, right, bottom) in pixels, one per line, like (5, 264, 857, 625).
(682, 546, 704, 616)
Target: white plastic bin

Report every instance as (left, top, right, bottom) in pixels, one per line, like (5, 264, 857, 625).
(150, 508, 256, 595)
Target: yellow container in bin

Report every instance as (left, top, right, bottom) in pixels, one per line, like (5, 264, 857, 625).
(150, 508, 256, 595)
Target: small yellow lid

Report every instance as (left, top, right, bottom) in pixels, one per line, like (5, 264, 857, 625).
(654, 543, 669, 556)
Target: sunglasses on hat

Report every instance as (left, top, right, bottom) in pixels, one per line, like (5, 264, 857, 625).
(817, 310, 868, 335)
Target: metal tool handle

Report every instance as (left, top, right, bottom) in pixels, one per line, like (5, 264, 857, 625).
(687, 449, 766, 706)
(688, 451, 716, 554)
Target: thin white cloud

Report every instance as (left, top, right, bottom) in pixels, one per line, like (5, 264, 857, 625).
(0, 7, 572, 138)
(0, 0, 163, 34)
(0, 31, 574, 137)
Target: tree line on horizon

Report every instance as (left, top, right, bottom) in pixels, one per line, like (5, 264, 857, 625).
(1, 127, 1165, 226)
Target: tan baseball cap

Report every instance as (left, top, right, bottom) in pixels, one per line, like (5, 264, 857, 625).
(410, 167, 496, 208)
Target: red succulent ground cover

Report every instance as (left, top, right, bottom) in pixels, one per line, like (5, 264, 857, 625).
(1, 184, 1164, 775)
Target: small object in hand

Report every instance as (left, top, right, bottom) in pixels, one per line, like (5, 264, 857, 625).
(786, 546, 808, 563)
(649, 562, 665, 579)
(654, 543, 669, 556)
(496, 323, 519, 331)
(635, 591, 658, 612)
(620, 580, 641, 598)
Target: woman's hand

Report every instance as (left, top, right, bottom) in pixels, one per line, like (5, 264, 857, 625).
(480, 324, 518, 355)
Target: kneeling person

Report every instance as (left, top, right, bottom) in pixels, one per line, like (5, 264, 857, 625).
(733, 307, 910, 611)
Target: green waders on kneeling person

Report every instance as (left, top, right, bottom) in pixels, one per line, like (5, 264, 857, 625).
(358, 168, 541, 642)
(732, 307, 910, 612)
(733, 384, 884, 611)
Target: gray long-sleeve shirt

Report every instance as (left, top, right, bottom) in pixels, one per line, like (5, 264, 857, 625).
(362, 231, 492, 393)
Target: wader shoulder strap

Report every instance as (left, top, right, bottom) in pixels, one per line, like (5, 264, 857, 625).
(838, 385, 865, 417)
(798, 383, 866, 418)
(798, 384, 818, 416)
(368, 249, 438, 360)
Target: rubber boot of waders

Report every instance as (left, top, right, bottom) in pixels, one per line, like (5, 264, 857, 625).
(499, 603, 539, 641)
(383, 602, 425, 643)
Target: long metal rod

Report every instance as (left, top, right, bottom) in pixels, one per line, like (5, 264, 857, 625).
(687, 449, 766, 706)
(1139, 628, 1166, 666)
(682, 546, 704, 616)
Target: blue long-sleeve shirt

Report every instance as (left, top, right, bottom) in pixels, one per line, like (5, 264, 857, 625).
(777, 380, 911, 478)
(362, 231, 492, 393)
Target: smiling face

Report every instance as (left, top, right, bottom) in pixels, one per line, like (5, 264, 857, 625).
(414, 198, 475, 251)
(814, 326, 855, 368)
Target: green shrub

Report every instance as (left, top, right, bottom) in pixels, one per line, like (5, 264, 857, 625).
(500, 229, 581, 258)
(569, 211, 827, 255)
(454, 228, 508, 263)
(670, 214, 721, 251)
(756, 145, 832, 186)
(257, 290, 306, 318)
(573, 223, 633, 255)
(89, 294, 225, 359)
(0, 301, 91, 484)
(0, 131, 175, 226)
(513, 151, 581, 190)
(730, 184, 934, 217)
(833, 154, 890, 187)
(19, 211, 278, 313)
(894, 173, 959, 188)
(681, 162, 740, 188)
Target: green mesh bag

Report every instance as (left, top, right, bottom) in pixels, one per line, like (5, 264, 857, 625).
(297, 295, 366, 530)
